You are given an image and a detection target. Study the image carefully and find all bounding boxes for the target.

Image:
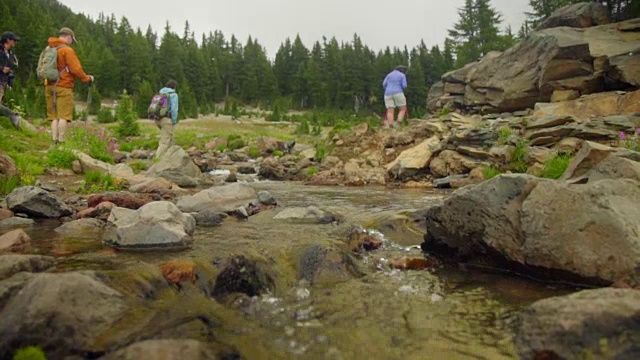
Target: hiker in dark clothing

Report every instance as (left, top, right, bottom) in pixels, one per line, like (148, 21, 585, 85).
(0, 31, 22, 129)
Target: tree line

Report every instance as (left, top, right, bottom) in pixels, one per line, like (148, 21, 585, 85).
(2, 0, 638, 121)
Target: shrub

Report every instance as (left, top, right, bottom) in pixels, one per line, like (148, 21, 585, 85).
(497, 127, 512, 145)
(295, 119, 310, 135)
(482, 166, 503, 180)
(46, 147, 77, 169)
(510, 139, 529, 173)
(307, 166, 319, 177)
(248, 146, 260, 159)
(13, 346, 47, 360)
(88, 87, 102, 115)
(228, 138, 246, 151)
(314, 143, 331, 163)
(272, 150, 284, 157)
(96, 107, 115, 123)
(541, 153, 572, 179)
(115, 91, 140, 137)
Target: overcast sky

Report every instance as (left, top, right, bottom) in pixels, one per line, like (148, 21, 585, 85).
(58, 0, 529, 57)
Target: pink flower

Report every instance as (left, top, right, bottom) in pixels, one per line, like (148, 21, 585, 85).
(619, 131, 626, 140)
(636, 128, 640, 134)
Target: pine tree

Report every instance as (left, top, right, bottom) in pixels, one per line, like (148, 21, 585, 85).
(115, 90, 141, 137)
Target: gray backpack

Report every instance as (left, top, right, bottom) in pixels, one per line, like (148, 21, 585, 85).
(36, 45, 67, 84)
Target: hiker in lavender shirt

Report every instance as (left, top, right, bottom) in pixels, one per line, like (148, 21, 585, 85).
(382, 65, 407, 128)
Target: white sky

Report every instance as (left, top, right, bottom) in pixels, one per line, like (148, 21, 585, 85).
(58, 0, 529, 57)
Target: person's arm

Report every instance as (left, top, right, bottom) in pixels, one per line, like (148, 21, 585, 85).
(64, 48, 91, 83)
(402, 74, 407, 90)
(170, 93, 179, 124)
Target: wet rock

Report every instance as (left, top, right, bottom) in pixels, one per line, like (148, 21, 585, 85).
(177, 183, 258, 214)
(423, 174, 640, 286)
(274, 206, 338, 224)
(225, 172, 238, 183)
(0, 272, 127, 359)
(386, 136, 440, 180)
(159, 260, 197, 285)
(514, 288, 640, 360)
(346, 227, 383, 252)
(75, 201, 117, 220)
(54, 218, 105, 236)
(0, 254, 54, 281)
(0, 229, 31, 252)
(299, 245, 363, 286)
(0, 217, 34, 228)
(0, 209, 13, 220)
(535, 2, 610, 31)
(193, 209, 225, 227)
(5, 186, 73, 218)
(0, 151, 17, 176)
(88, 192, 154, 210)
(129, 177, 175, 194)
(258, 157, 285, 180)
(257, 190, 277, 206)
(101, 339, 220, 360)
(156, 170, 198, 188)
(212, 256, 274, 301)
(388, 256, 440, 271)
(104, 201, 196, 250)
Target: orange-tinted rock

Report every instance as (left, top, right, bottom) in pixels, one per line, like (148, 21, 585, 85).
(0, 229, 31, 252)
(75, 201, 117, 220)
(87, 192, 154, 209)
(159, 260, 197, 284)
(388, 256, 440, 271)
(0, 209, 14, 220)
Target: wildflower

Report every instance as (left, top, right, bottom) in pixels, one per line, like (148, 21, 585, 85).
(619, 131, 626, 140)
(636, 128, 640, 134)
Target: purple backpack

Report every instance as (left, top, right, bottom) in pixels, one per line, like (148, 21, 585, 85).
(148, 93, 169, 120)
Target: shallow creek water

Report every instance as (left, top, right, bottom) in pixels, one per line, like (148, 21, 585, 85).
(22, 183, 571, 359)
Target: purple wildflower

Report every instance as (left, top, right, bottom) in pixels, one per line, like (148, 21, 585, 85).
(636, 128, 640, 135)
(619, 131, 626, 140)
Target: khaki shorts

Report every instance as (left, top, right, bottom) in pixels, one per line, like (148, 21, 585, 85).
(384, 93, 406, 108)
(46, 86, 74, 121)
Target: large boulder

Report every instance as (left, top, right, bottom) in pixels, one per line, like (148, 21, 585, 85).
(423, 174, 640, 286)
(147, 145, 201, 182)
(427, 18, 640, 113)
(514, 288, 640, 360)
(386, 136, 440, 180)
(0, 272, 127, 359)
(102, 339, 220, 360)
(560, 141, 640, 183)
(5, 186, 73, 218)
(536, 2, 610, 31)
(534, 90, 640, 119)
(176, 183, 258, 214)
(103, 201, 196, 250)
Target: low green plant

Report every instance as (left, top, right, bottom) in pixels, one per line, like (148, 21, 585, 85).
(0, 175, 21, 196)
(128, 160, 148, 173)
(78, 171, 125, 193)
(272, 150, 284, 157)
(438, 105, 452, 117)
(295, 119, 310, 135)
(13, 346, 47, 360)
(115, 91, 141, 137)
(328, 122, 352, 139)
(215, 144, 226, 152)
(510, 139, 529, 173)
(248, 146, 260, 159)
(497, 127, 513, 145)
(227, 134, 246, 150)
(307, 166, 319, 177)
(46, 147, 77, 169)
(482, 166, 503, 180)
(314, 143, 332, 163)
(541, 153, 573, 179)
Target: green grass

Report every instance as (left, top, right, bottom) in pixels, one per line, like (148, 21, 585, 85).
(77, 171, 125, 194)
(497, 127, 513, 145)
(46, 147, 77, 169)
(541, 154, 573, 179)
(12, 346, 47, 360)
(128, 160, 148, 173)
(510, 139, 529, 173)
(482, 166, 503, 180)
(314, 142, 333, 163)
(248, 146, 260, 159)
(307, 166, 319, 177)
(0, 175, 22, 196)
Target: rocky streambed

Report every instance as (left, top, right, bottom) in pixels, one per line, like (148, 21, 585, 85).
(0, 181, 589, 360)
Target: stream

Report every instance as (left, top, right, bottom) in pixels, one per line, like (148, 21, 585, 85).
(20, 182, 571, 359)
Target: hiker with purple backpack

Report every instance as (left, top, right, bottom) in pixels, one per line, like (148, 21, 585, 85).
(148, 79, 179, 159)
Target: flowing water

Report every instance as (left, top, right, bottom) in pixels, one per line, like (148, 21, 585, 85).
(22, 183, 572, 359)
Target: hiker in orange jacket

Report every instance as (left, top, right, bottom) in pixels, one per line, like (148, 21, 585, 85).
(43, 27, 94, 144)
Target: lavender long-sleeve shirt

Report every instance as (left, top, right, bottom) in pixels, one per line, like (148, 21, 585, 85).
(382, 70, 407, 96)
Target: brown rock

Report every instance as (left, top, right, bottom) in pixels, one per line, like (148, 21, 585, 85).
(159, 260, 197, 284)
(535, 2, 610, 31)
(450, 167, 484, 188)
(559, 141, 620, 181)
(0, 229, 31, 252)
(87, 192, 154, 209)
(386, 136, 441, 179)
(429, 150, 482, 178)
(0, 151, 17, 176)
(556, 137, 584, 154)
(534, 90, 640, 119)
(225, 173, 238, 183)
(347, 229, 383, 252)
(205, 137, 227, 150)
(444, 82, 466, 95)
(388, 256, 440, 271)
(256, 137, 279, 154)
(550, 90, 580, 103)
(71, 160, 83, 174)
(526, 147, 557, 164)
(0, 209, 13, 220)
(129, 177, 175, 194)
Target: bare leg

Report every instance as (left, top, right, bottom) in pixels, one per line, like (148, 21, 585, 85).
(385, 108, 395, 127)
(397, 106, 407, 123)
(51, 120, 59, 141)
(58, 119, 68, 142)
